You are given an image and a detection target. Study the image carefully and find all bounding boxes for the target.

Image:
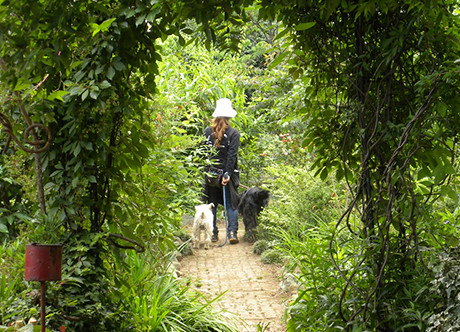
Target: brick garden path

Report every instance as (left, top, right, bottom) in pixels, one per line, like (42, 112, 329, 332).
(179, 220, 290, 332)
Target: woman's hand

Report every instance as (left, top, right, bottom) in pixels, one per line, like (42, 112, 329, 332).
(222, 173, 230, 186)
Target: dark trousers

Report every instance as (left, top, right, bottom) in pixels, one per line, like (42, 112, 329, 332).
(206, 185, 238, 235)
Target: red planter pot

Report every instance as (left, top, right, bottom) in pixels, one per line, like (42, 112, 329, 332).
(24, 243, 62, 281)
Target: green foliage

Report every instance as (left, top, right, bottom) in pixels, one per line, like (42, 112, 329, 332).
(5, 233, 122, 331)
(0, 240, 33, 327)
(257, 164, 339, 241)
(257, 162, 444, 330)
(0, 0, 200, 241)
(0, 159, 34, 241)
(427, 248, 460, 331)
(283, 223, 348, 331)
(256, 164, 353, 329)
(256, 0, 460, 327)
(57, 234, 120, 330)
(421, 197, 460, 250)
(260, 249, 284, 265)
(156, 36, 248, 112)
(0, 0, 459, 331)
(0, 274, 17, 324)
(239, 130, 314, 187)
(0, 240, 26, 325)
(116, 249, 238, 332)
(0, 324, 51, 332)
(252, 239, 273, 255)
(0, 1, 257, 329)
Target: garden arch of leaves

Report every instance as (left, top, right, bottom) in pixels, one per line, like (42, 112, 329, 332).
(1, 0, 459, 329)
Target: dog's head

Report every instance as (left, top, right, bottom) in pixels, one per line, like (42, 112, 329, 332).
(194, 203, 214, 219)
(256, 189, 270, 208)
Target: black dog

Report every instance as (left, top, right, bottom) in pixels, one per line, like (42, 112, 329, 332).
(238, 187, 270, 242)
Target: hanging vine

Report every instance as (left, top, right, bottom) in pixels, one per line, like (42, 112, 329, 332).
(0, 56, 52, 214)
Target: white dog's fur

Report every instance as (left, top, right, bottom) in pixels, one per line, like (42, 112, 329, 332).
(192, 203, 214, 250)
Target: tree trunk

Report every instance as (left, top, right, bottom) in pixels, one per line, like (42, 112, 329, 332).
(354, 16, 374, 238)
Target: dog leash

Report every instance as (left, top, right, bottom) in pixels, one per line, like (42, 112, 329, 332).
(217, 184, 229, 248)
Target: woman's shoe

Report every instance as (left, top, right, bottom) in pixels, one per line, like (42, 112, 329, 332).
(229, 231, 239, 244)
(211, 234, 218, 242)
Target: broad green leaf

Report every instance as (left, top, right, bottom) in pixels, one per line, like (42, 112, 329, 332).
(15, 213, 31, 222)
(95, 65, 105, 75)
(81, 89, 89, 101)
(91, 18, 116, 36)
(268, 51, 289, 69)
(106, 66, 116, 79)
(75, 70, 85, 82)
(2, 177, 12, 184)
(100, 18, 116, 31)
(320, 167, 329, 181)
(295, 22, 316, 31)
(135, 14, 146, 27)
(335, 166, 344, 181)
(47, 90, 69, 101)
(274, 27, 291, 41)
(90, 89, 98, 99)
(73, 143, 81, 156)
(113, 60, 126, 71)
(434, 165, 447, 184)
(14, 81, 31, 91)
(99, 80, 111, 89)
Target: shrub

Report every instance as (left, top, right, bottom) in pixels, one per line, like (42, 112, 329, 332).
(254, 163, 358, 329)
(252, 240, 272, 255)
(256, 162, 443, 330)
(256, 164, 340, 243)
(117, 249, 239, 332)
(260, 249, 284, 265)
(0, 240, 33, 327)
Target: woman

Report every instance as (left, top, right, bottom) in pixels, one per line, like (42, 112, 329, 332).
(203, 98, 240, 244)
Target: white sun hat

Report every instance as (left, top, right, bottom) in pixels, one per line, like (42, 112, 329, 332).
(212, 98, 237, 118)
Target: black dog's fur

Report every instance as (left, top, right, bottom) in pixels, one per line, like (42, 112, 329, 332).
(238, 187, 270, 242)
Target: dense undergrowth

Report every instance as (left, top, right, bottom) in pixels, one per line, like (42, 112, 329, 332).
(252, 160, 460, 331)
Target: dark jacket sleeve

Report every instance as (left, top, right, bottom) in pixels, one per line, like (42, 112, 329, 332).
(226, 128, 240, 210)
(225, 129, 240, 177)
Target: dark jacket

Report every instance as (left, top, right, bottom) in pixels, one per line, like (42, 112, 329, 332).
(203, 126, 240, 209)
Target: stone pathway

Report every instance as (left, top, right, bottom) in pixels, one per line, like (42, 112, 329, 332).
(179, 220, 290, 331)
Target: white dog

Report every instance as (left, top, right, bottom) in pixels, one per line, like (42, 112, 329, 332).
(192, 203, 214, 250)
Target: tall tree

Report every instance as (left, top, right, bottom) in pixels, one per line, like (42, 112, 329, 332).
(258, 0, 460, 329)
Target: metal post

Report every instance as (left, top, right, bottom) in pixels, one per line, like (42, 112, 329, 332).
(40, 281, 46, 332)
